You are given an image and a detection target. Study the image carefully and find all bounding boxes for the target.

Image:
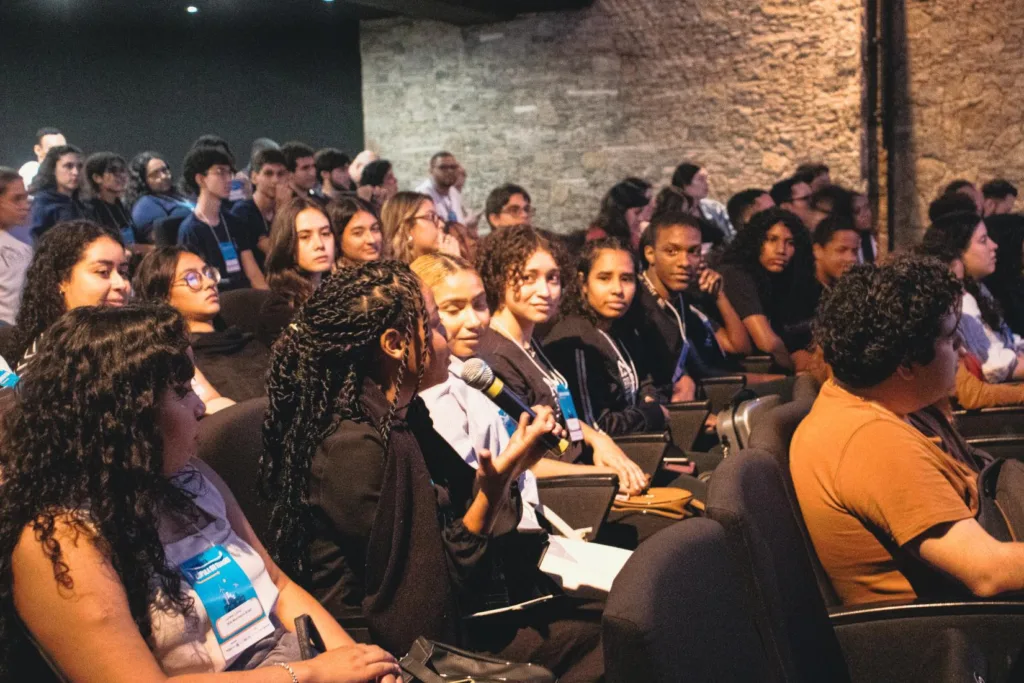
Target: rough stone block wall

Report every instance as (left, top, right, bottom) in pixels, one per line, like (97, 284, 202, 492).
(360, 0, 864, 233)
(907, 0, 1024, 224)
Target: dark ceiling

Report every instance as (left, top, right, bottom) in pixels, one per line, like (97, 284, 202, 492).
(0, 0, 593, 27)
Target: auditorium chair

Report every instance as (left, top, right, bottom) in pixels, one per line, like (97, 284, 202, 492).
(152, 215, 186, 247)
(603, 518, 772, 682)
(953, 405, 1024, 438)
(738, 353, 775, 374)
(965, 435, 1024, 462)
(217, 287, 276, 338)
(696, 374, 747, 413)
(708, 449, 1024, 683)
(663, 399, 712, 450)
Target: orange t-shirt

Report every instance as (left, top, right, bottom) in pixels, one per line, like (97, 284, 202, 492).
(790, 380, 979, 605)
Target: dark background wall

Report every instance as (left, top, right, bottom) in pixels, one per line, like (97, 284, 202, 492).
(0, 19, 364, 177)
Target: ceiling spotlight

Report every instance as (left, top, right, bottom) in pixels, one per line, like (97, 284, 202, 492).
(186, 5, 198, 13)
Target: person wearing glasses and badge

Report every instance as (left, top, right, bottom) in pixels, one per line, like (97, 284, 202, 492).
(484, 183, 534, 234)
(134, 247, 271, 402)
(177, 146, 268, 291)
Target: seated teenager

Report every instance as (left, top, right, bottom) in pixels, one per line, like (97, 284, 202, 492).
(585, 177, 653, 251)
(0, 168, 33, 326)
(982, 212, 1024, 337)
(726, 188, 774, 234)
(544, 237, 669, 436)
(228, 147, 291, 271)
(259, 197, 337, 346)
(134, 247, 271, 401)
(177, 145, 267, 291)
(790, 256, 1024, 605)
(85, 152, 143, 251)
(476, 225, 649, 495)
(670, 162, 735, 242)
(0, 304, 399, 680)
(810, 213, 860, 301)
(127, 151, 193, 241)
(381, 191, 460, 263)
(357, 159, 398, 214)
(718, 208, 817, 372)
(411, 253, 542, 531)
(635, 212, 753, 398)
(327, 196, 383, 267)
(28, 144, 89, 238)
(260, 261, 604, 679)
(10, 221, 129, 368)
(920, 211, 1024, 383)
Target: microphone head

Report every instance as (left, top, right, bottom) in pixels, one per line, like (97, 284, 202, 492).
(460, 358, 495, 391)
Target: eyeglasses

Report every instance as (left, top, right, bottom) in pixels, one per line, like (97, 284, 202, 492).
(173, 266, 221, 291)
(204, 167, 235, 179)
(413, 211, 444, 225)
(435, 164, 459, 171)
(502, 205, 534, 218)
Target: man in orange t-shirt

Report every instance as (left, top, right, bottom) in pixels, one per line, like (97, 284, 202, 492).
(792, 256, 1024, 605)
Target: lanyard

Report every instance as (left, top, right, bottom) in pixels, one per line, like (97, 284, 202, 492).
(490, 320, 569, 388)
(596, 329, 639, 405)
(641, 272, 687, 342)
(202, 211, 235, 246)
(98, 200, 132, 228)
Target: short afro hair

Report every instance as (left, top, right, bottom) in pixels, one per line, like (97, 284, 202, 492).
(814, 255, 962, 388)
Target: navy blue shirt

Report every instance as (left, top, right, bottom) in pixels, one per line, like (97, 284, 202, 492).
(29, 189, 90, 238)
(177, 211, 251, 290)
(131, 194, 193, 242)
(227, 199, 270, 271)
(89, 198, 138, 245)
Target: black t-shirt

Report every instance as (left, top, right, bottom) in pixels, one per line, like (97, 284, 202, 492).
(88, 198, 138, 244)
(227, 199, 271, 271)
(719, 263, 815, 352)
(177, 210, 252, 291)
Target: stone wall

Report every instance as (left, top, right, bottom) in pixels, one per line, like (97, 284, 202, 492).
(360, 0, 865, 234)
(906, 0, 1024, 227)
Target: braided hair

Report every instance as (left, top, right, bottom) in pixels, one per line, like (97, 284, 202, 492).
(260, 260, 429, 577)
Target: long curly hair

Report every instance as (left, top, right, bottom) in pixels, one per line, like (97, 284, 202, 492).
(0, 304, 199, 675)
(260, 260, 428, 578)
(266, 196, 333, 308)
(12, 221, 124, 362)
(919, 211, 1004, 332)
(29, 144, 83, 195)
(477, 224, 564, 313)
(719, 207, 814, 314)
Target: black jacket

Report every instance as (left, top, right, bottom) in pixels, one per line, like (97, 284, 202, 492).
(544, 315, 666, 436)
(29, 189, 90, 238)
(191, 326, 271, 401)
(307, 380, 528, 654)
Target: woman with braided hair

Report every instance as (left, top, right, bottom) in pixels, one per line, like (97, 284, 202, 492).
(260, 260, 604, 680)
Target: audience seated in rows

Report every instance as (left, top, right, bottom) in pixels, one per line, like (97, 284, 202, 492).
(0, 304, 402, 680)
(792, 256, 1024, 605)
(258, 261, 604, 678)
(134, 247, 271, 402)
(476, 225, 650, 495)
(326, 196, 383, 267)
(127, 150, 193, 240)
(718, 208, 817, 372)
(177, 145, 266, 291)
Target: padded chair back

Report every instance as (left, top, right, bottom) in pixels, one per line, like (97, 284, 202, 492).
(613, 431, 670, 476)
(603, 518, 771, 683)
(746, 400, 839, 607)
(707, 448, 851, 683)
(218, 288, 276, 338)
(953, 406, 1024, 438)
(153, 215, 186, 247)
(198, 397, 271, 541)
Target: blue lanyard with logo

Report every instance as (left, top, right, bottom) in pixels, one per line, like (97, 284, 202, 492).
(205, 213, 241, 274)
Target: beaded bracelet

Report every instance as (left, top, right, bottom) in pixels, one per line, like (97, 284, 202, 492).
(274, 662, 299, 683)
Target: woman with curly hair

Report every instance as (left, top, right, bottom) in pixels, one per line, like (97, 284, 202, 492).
(326, 196, 383, 267)
(9, 220, 130, 366)
(28, 144, 89, 238)
(543, 237, 668, 436)
(477, 225, 649, 495)
(0, 305, 400, 680)
(380, 191, 460, 263)
(718, 207, 817, 371)
(919, 210, 1024, 383)
(134, 247, 271, 402)
(127, 151, 193, 242)
(585, 177, 653, 251)
(260, 260, 602, 678)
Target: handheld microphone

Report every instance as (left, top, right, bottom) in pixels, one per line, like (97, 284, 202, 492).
(460, 358, 570, 454)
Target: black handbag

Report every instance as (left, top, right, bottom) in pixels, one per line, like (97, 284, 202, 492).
(400, 637, 556, 683)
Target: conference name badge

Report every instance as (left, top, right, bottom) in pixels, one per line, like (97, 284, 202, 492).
(179, 545, 274, 660)
(554, 382, 585, 443)
(218, 241, 242, 274)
